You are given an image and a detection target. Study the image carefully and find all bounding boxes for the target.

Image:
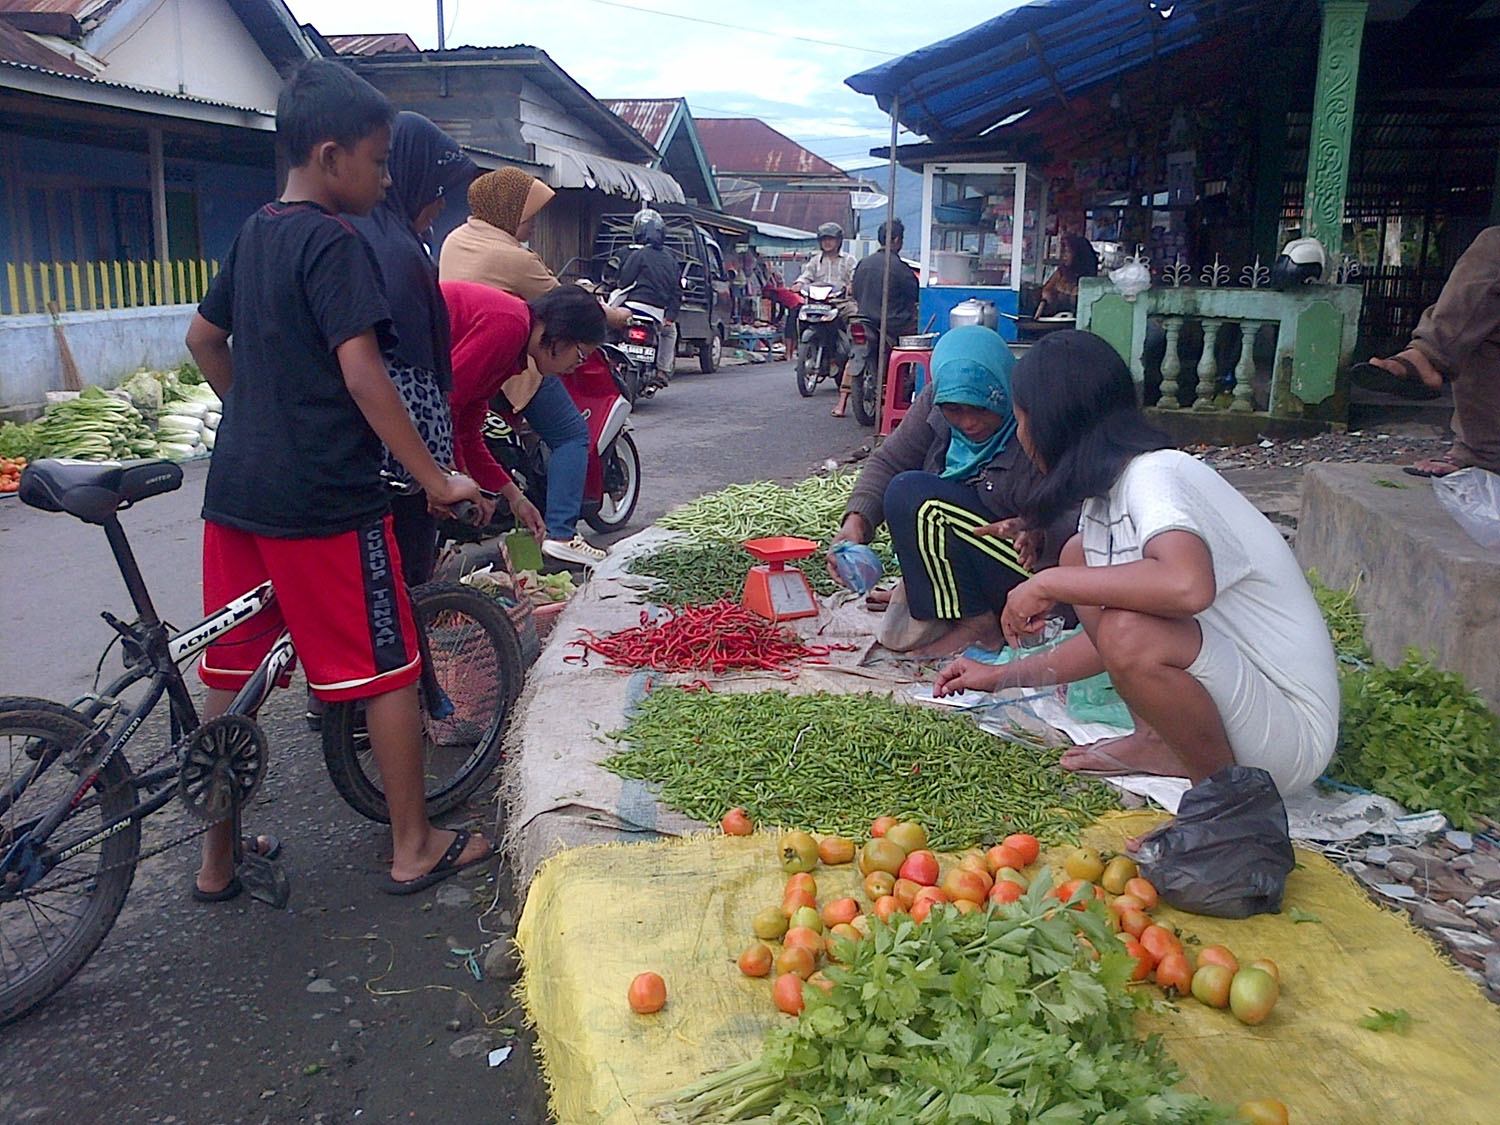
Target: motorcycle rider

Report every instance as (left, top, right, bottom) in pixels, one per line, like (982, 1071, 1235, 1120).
(616, 208, 681, 388)
(845, 218, 920, 417)
(795, 222, 859, 412)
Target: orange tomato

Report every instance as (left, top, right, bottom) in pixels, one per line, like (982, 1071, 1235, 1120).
(774, 944, 816, 979)
(1154, 952, 1193, 995)
(873, 894, 903, 921)
(941, 867, 991, 904)
(1001, 833, 1041, 866)
(1245, 957, 1280, 984)
(1108, 893, 1146, 916)
(1140, 924, 1182, 963)
(772, 972, 805, 1014)
(870, 815, 898, 838)
(1123, 939, 1155, 981)
(909, 887, 949, 922)
(738, 944, 773, 977)
(988, 879, 1024, 905)
(784, 926, 825, 958)
(1123, 877, 1158, 910)
(1198, 945, 1239, 974)
(720, 807, 753, 835)
(805, 971, 835, 995)
(781, 887, 816, 918)
(820, 897, 860, 928)
(892, 877, 922, 909)
(818, 836, 856, 865)
(1235, 1100, 1289, 1125)
(627, 972, 667, 1014)
(785, 872, 817, 896)
(986, 844, 1027, 873)
(1118, 908, 1152, 938)
(862, 870, 896, 901)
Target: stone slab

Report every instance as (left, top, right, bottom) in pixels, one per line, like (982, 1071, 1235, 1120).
(1295, 462, 1500, 708)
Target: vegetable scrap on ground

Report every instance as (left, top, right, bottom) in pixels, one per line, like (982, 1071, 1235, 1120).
(571, 602, 852, 676)
(605, 688, 1118, 851)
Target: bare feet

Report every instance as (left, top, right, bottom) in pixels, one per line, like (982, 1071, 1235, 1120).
(865, 587, 894, 609)
(1059, 729, 1190, 778)
(831, 389, 851, 417)
(910, 614, 1006, 659)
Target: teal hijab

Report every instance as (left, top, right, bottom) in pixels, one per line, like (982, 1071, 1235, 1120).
(932, 325, 1017, 480)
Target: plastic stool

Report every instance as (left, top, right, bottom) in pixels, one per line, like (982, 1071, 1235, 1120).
(880, 348, 931, 436)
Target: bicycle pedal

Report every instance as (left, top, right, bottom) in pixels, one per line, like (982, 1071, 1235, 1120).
(238, 852, 290, 910)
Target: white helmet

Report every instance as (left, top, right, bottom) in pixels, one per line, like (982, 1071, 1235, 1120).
(1270, 237, 1326, 289)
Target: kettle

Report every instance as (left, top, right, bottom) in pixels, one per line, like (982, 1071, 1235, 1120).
(949, 298, 999, 331)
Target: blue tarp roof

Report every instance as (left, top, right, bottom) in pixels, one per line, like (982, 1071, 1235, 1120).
(846, 0, 1209, 142)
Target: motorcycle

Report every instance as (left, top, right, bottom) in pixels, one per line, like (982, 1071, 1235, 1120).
(607, 287, 669, 403)
(479, 344, 642, 535)
(844, 316, 888, 427)
(794, 283, 851, 398)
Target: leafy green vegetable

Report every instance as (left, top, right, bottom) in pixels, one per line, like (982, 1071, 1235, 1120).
(1288, 907, 1321, 924)
(34, 387, 155, 461)
(0, 420, 42, 461)
(608, 688, 1117, 850)
(658, 882, 1233, 1123)
(1358, 1007, 1416, 1034)
(1308, 571, 1370, 663)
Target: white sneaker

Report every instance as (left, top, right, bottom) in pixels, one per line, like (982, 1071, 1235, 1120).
(542, 535, 609, 567)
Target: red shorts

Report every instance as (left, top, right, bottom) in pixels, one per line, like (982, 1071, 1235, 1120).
(199, 517, 421, 702)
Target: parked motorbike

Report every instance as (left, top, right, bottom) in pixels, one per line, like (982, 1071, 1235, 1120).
(794, 283, 851, 398)
(844, 316, 889, 427)
(479, 344, 642, 535)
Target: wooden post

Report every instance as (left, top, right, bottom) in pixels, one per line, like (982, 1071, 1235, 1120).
(876, 94, 899, 436)
(1301, 1, 1367, 261)
(149, 125, 173, 302)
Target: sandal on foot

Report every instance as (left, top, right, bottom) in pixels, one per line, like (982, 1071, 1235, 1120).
(1350, 355, 1444, 399)
(379, 829, 492, 896)
(192, 876, 244, 903)
(1403, 459, 1464, 478)
(241, 833, 281, 861)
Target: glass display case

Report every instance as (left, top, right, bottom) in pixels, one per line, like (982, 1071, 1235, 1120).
(918, 162, 1047, 338)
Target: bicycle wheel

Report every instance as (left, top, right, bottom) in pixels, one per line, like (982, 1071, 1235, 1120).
(0, 707, 140, 1026)
(321, 582, 524, 822)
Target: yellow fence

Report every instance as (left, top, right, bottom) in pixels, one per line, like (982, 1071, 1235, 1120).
(2, 259, 219, 316)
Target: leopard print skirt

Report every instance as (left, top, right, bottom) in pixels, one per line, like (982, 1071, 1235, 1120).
(381, 362, 454, 494)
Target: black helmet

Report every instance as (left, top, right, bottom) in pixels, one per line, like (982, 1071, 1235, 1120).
(1270, 237, 1326, 289)
(817, 222, 844, 242)
(632, 208, 665, 248)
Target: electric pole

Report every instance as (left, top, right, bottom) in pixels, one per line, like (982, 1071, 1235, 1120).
(437, 0, 446, 50)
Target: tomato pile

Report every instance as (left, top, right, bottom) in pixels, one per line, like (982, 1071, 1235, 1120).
(0, 457, 24, 494)
(571, 601, 852, 675)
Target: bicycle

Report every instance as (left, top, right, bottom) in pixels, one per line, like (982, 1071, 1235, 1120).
(1, 457, 524, 1025)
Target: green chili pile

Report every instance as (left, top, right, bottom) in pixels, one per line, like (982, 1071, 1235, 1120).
(656, 886, 1232, 1124)
(606, 688, 1117, 850)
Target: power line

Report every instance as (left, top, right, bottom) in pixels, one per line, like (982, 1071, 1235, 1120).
(574, 0, 898, 58)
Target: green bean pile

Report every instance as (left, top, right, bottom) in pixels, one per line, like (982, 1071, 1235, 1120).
(657, 472, 868, 542)
(625, 540, 899, 607)
(606, 688, 1118, 850)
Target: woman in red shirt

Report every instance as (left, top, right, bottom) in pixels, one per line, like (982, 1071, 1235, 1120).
(442, 281, 606, 549)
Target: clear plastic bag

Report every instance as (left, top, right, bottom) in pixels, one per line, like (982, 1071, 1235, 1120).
(1433, 467, 1500, 550)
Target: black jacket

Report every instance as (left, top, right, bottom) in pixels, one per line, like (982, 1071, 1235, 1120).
(851, 249, 919, 335)
(617, 244, 682, 320)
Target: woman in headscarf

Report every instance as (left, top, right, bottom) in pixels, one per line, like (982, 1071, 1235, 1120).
(438, 167, 627, 567)
(934, 331, 1338, 797)
(345, 111, 493, 585)
(828, 325, 1077, 654)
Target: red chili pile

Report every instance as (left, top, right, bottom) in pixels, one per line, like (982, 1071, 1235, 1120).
(569, 600, 851, 675)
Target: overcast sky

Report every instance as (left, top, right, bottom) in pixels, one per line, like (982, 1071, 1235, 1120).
(287, 1, 1022, 173)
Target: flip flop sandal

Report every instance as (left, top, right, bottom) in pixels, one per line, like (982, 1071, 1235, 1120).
(191, 876, 244, 903)
(379, 829, 492, 896)
(241, 833, 282, 861)
(1349, 356, 1443, 399)
(1403, 460, 1464, 478)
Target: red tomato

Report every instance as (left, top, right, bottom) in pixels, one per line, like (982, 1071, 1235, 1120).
(738, 944, 773, 977)
(1154, 952, 1193, 995)
(628, 972, 667, 1014)
(898, 849, 940, 886)
(1001, 833, 1041, 866)
(988, 879, 1024, 905)
(1123, 940, 1155, 981)
(720, 808, 753, 835)
(773, 972, 805, 1014)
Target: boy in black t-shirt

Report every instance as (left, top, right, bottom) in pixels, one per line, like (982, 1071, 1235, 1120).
(186, 60, 494, 899)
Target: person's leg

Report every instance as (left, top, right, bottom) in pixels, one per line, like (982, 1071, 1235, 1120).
(1062, 606, 1235, 782)
(656, 321, 678, 382)
(521, 376, 590, 542)
(1449, 371, 1500, 473)
(389, 491, 437, 586)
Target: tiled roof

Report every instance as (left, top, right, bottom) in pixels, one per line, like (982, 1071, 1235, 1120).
(326, 32, 418, 56)
(601, 98, 680, 149)
(696, 117, 849, 179)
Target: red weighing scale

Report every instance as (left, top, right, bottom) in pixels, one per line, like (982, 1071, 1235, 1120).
(741, 536, 820, 622)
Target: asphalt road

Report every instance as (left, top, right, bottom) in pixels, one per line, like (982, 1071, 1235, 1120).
(0, 358, 870, 1125)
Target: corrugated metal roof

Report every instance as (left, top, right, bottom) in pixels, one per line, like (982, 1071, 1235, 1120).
(531, 141, 684, 204)
(0, 17, 88, 73)
(601, 97, 680, 149)
(326, 32, 418, 56)
(696, 117, 850, 179)
(0, 52, 273, 119)
(0, 1, 116, 15)
(723, 190, 851, 235)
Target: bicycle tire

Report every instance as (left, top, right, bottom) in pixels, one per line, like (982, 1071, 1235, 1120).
(320, 582, 524, 823)
(0, 707, 140, 1026)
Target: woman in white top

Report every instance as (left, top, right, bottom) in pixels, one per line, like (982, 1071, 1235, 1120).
(935, 330, 1339, 796)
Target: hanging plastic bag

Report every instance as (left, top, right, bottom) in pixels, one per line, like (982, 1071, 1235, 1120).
(1432, 467, 1500, 550)
(1133, 765, 1296, 918)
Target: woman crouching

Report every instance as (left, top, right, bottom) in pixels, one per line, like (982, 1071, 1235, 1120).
(934, 330, 1338, 797)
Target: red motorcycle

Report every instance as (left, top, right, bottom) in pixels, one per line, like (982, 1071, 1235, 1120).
(480, 345, 642, 535)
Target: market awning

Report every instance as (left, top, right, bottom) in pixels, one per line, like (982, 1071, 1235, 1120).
(845, 0, 1219, 142)
(531, 143, 685, 204)
(744, 219, 818, 252)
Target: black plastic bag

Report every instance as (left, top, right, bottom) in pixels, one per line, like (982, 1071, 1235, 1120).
(1133, 766, 1295, 918)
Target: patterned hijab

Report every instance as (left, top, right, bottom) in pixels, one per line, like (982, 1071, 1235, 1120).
(932, 325, 1018, 480)
(468, 167, 555, 236)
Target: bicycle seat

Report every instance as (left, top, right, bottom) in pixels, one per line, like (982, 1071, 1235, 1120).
(20, 458, 183, 524)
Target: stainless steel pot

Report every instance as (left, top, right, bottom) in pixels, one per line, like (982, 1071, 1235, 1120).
(948, 298, 999, 331)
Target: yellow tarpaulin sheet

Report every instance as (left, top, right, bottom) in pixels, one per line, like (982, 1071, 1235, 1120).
(517, 811, 1500, 1124)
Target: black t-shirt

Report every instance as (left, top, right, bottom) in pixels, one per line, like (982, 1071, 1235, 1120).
(852, 249, 919, 333)
(617, 244, 682, 320)
(198, 202, 397, 537)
